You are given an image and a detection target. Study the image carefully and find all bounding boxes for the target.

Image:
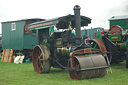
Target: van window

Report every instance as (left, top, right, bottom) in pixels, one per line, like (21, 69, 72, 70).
(11, 23, 16, 31)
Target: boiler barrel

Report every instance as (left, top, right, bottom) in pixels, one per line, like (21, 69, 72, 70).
(118, 42, 126, 51)
(57, 47, 71, 57)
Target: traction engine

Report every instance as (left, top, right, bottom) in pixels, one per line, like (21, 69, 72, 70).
(28, 5, 109, 80)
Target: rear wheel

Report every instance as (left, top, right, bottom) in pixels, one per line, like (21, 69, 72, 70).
(32, 45, 51, 73)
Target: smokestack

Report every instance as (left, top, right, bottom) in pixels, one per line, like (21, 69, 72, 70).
(73, 5, 81, 38)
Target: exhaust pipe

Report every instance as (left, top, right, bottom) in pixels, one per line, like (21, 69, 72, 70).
(73, 5, 81, 38)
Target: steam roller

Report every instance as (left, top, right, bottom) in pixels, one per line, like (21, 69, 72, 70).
(28, 5, 109, 80)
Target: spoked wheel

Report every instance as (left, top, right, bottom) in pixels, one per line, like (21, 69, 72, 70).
(69, 54, 107, 80)
(32, 45, 51, 73)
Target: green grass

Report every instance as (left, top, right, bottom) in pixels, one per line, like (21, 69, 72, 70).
(0, 61, 128, 85)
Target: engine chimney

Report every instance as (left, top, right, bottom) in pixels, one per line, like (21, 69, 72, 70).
(73, 5, 81, 38)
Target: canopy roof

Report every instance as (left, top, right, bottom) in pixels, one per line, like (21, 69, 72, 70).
(109, 15, 128, 21)
(28, 15, 91, 30)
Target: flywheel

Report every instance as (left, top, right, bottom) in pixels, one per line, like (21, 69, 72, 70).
(88, 39, 107, 52)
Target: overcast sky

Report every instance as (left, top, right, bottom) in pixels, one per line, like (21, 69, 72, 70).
(0, 0, 128, 34)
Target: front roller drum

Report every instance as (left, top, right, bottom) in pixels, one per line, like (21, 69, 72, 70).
(69, 54, 107, 80)
(32, 45, 51, 73)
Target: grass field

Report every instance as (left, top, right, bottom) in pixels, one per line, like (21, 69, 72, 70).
(0, 60, 128, 85)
